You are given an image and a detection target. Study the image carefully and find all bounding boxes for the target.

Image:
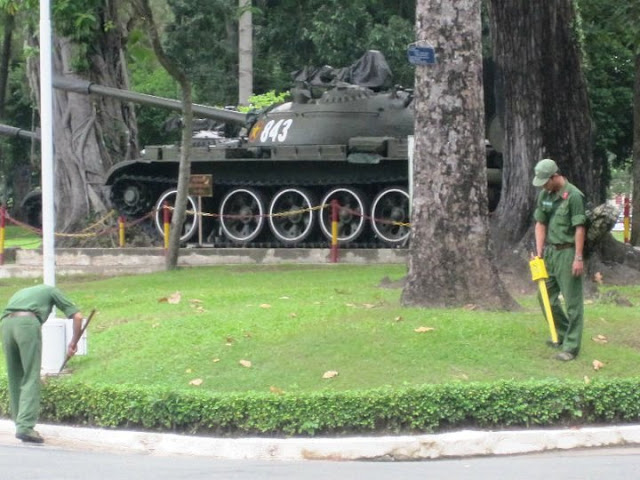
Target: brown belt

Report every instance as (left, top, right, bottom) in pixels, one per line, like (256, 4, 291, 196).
(551, 243, 574, 250)
(6, 311, 37, 318)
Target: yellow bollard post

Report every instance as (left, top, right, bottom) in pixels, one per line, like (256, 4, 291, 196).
(163, 202, 170, 252)
(623, 196, 631, 244)
(330, 199, 339, 263)
(529, 256, 558, 345)
(118, 216, 125, 248)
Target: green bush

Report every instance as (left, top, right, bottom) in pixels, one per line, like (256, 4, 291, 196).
(2, 377, 640, 436)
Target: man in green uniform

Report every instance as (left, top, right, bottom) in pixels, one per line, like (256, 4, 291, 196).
(1, 284, 85, 443)
(532, 158, 586, 361)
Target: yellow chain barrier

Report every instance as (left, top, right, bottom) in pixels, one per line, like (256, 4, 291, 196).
(3, 200, 410, 245)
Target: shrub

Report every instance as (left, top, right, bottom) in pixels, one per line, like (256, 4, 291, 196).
(2, 378, 640, 436)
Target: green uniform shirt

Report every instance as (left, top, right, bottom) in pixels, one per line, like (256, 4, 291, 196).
(534, 181, 586, 245)
(1, 284, 79, 324)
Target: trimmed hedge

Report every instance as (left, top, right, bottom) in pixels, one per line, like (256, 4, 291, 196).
(2, 378, 640, 436)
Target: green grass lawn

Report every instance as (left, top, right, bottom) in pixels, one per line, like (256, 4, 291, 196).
(1, 265, 639, 394)
(2, 225, 42, 249)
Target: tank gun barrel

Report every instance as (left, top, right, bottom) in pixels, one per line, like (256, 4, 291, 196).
(0, 123, 41, 141)
(52, 76, 247, 127)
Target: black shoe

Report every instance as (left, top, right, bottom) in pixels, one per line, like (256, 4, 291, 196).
(555, 351, 575, 362)
(16, 430, 45, 444)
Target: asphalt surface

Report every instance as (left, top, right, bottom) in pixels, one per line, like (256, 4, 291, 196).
(2, 445, 640, 480)
(2, 419, 640, 460)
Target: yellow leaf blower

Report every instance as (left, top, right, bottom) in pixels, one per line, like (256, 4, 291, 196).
(529, 257, 558, 345)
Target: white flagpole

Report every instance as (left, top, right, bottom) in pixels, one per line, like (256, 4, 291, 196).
(39, 0, 67, 375)
(39, 0, 55, 286)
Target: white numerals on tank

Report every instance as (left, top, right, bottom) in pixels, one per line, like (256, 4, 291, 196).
(260, 118, 293, 143)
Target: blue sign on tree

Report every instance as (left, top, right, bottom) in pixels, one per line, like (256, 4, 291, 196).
(407, 44, 436, 66)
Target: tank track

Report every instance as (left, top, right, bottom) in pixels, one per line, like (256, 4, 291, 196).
(110, 171, 409, 248)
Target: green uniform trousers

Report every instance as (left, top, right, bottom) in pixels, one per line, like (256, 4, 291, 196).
(1, 314, 42, 435)
(540, 247, 584, 356)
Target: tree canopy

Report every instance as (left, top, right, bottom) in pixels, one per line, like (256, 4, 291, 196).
(0, 0, 636, 235)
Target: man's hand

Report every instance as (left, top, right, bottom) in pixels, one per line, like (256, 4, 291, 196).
(67, 341, 78, 357)
(572, 258, 584, 277)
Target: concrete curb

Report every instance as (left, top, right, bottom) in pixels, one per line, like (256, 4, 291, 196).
(2, 419, 640, 460)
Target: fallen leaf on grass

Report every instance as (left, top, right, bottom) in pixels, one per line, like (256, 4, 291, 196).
(414, 326, 435, 333)
(270, 386, 284, 394)
(463, 304, 477, 311)
(212, 358, 220, 363)
(189, 299, 206, 313)
(289, 312, 298, 318)
(239, 360, 252, 368)
(151, 323, 160, 328)
(185, 368, 192, 373)
(322, 370, 339, 379)
(393, 316, 403, 322)
(592, 334, 608, 344)
(260, 304, 272, 309)
(158, 291, 181, 304)
(592, 360, 605, 371)
(362, 303, 377, 309)
(189, 378, 203, 386)
(345, 303, 356, 307)
(279, 296, 290, 300)
(243, 332, 252, 338)
(584, 376, 591, 384)
(225, 337, 234, 346)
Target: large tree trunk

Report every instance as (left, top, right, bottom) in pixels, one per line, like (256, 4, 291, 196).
(488, 0, 601, 252)
(631, 54, 640, 245)
(402, 0, 516, 310)
(26, 10, 137, 233)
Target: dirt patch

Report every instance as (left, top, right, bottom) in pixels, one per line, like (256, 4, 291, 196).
(378, 275, 406, 289)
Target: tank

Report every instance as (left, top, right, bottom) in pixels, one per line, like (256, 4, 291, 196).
(19, 51, 503, 246)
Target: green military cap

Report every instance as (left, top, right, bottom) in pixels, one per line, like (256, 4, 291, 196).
(532, 158, 559, 187)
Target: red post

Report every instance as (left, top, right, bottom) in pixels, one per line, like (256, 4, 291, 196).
(0, 205, 6, 265)
(623, 196, 631, 244)
(118, 216, 125, 248)
(330, 199, 339, 263)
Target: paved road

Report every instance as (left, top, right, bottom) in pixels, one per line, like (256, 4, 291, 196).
(1, 444, 639, 480)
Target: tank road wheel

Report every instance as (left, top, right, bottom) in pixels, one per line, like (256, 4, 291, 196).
(111, 180, 154, 217)
(219, 188, 266, 244)
(370, 187, 411, 245)
(319, 187, 367, 244)
(153, 189, 199, 242)
(268, 188, 316, 245)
